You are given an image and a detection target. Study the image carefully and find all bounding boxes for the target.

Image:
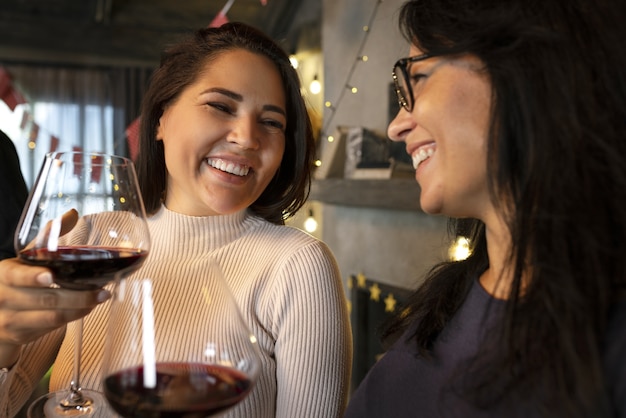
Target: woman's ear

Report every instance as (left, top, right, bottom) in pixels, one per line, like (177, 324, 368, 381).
(156, 117, 164, 141)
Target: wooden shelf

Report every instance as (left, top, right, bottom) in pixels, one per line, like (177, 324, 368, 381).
(310, 179, 422, 211)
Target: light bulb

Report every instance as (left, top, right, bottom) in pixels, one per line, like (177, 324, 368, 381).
(304, 209, 318, 233)
(310, 75, 321, 95)
(449, 236, 471, 261)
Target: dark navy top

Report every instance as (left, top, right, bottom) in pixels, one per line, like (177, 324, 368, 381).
(345, 279, 626, 417)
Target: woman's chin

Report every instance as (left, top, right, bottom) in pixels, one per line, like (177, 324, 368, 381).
(418, 195, 443, 216)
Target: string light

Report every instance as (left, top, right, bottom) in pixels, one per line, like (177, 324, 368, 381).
(289, 55, 299, 69)
(309, 75, 321, 95)
(319, 0, 383, 146)
(449, 237, 472, 261)
(304, 209, 318, 233)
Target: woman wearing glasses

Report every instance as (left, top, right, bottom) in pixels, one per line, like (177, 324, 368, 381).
(345, 0, 626, 416)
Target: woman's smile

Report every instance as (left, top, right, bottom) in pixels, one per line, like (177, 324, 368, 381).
(206, 157, 251, 177)
(411, 143, 436, 171)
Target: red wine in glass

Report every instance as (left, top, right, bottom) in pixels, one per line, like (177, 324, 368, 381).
(17, 151, 151, 418)
(103, 363, 252, 418)
(102, 262, 260, 418)
(19, 246, 147, 290)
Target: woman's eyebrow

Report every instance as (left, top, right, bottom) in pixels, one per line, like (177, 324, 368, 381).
(201, 87, 243, 101)
(202, 87, 286, 116)
(264, 104, 286, 117)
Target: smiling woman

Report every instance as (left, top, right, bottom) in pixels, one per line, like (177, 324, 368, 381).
(345, 0, 626, 416)
(155, 49, 287, 217)
(0, 22, 352, 418)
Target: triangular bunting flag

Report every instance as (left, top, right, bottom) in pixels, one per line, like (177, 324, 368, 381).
(73, 146, 84, 176)
(125, 117, 141, 161)
(0, 67, 26, 111)
(209, 11, 229, 27)
(50, 135, 60, 153)
(28, 123, 39, 146)
(90, 154, 104, 184)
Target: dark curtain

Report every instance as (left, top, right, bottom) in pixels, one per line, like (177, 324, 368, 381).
(0, 64, 151, 185)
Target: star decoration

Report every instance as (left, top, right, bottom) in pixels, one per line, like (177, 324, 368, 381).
(356, 272, 367, 288)
(347, 275, 354, 289)
(369, 283, 381, 302)
(384, 293, 397, 312)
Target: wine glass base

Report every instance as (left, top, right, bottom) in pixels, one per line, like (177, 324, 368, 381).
(27, 389, 109, 418)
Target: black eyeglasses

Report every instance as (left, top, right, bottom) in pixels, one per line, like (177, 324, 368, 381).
(392, 54, 432, 113)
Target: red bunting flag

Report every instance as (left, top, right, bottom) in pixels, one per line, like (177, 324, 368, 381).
(209, 0, 234, 28)
(209, 11, 229, 27)
(90, 154, 104, 184)
(125, 117, 141, 161)
(72, 146, 84, 177)
(0, 67, 26, 111)
(28, 123, 39, 145)
(19, 110, 30, 130)
(49, 135, 60, 153)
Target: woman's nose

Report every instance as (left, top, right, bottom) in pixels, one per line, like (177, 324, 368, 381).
(228, 117, 259, 149)
(387, 108, 415, 143)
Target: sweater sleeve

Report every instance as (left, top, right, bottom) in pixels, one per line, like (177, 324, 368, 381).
(269, 240, 352, 418)
(0, 327, 64, 417)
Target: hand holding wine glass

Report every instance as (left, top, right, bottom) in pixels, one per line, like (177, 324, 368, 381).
(102, 259, 261, 417)
(14, 151, 150, 417)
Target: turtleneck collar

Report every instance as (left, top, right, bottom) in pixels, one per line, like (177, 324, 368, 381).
(146, 205, 260, 255)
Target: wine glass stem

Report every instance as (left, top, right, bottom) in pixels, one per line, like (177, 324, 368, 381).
(61, 318, 87, 407)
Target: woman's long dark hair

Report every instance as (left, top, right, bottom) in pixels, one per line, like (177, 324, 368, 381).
(383, 0, 626, 415)
(135, 22, 315, 224)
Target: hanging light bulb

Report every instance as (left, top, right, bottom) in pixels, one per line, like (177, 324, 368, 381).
(289, 55, 299, 69)
(309, 75, 321, 95)
(304, 209, 318, 233)
(448, 236, 471, 261)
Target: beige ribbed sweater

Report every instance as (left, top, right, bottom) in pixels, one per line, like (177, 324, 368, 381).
(2, 206, 352, 417)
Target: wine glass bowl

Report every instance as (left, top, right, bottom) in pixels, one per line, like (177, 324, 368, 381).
(102, 260, 261, 418)
(17, 151, 151, 417)
(16, 152, 150, 291)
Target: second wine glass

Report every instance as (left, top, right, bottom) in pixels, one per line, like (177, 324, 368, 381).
(15, 151, 151, 417)
(102, 259, 261, 418)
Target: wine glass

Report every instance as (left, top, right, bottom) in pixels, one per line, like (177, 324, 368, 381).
(101, 259, 261, 417)
(14, 151, 151, 417)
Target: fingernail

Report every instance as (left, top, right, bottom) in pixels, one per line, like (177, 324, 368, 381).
(36, 272, 53, 286)
(97, 290, 111, 303)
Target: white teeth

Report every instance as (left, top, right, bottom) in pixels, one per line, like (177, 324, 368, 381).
(412, 146, 435, 170)
(207, 158, 250, 176)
